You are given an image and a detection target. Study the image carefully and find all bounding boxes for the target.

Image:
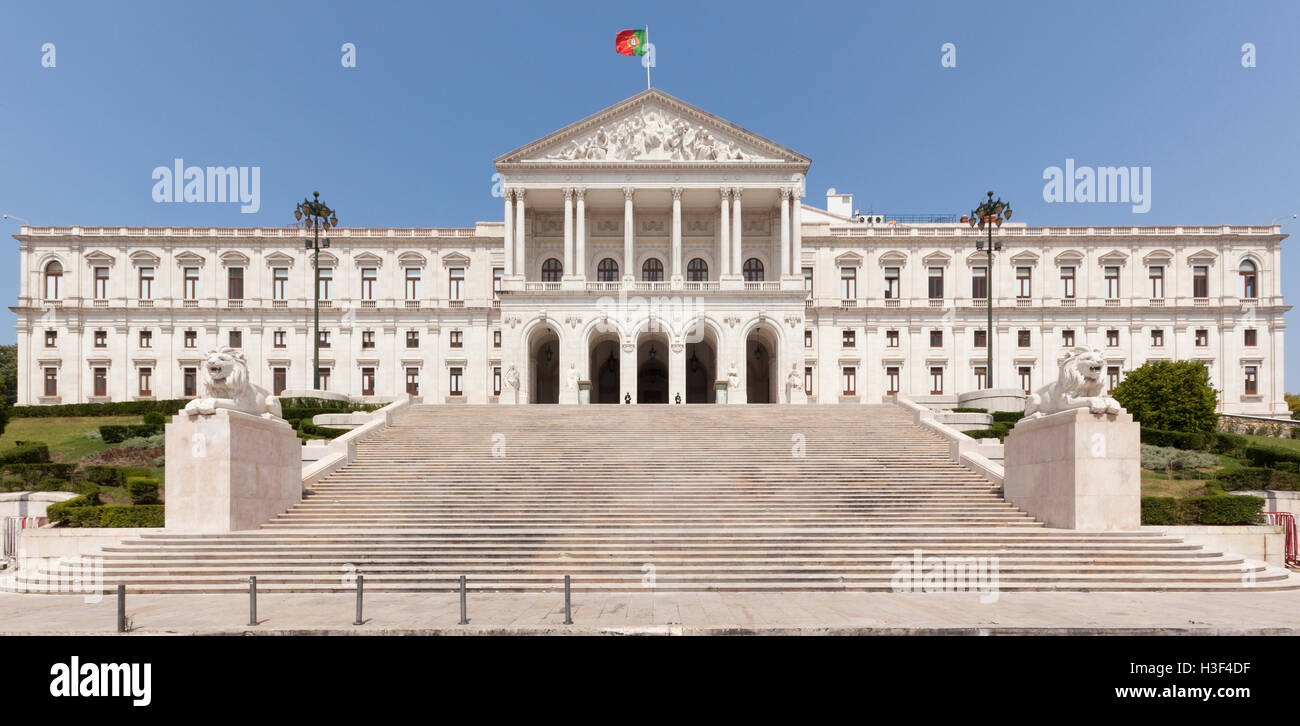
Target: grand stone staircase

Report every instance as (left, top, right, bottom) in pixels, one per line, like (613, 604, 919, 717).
(27, 404, 1300, 593)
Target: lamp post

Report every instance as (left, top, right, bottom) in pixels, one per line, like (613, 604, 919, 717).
(294, 191, 338, 390)
(968, 190, 1012, 389)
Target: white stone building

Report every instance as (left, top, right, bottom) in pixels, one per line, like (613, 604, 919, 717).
(9, 90, 1289, 414)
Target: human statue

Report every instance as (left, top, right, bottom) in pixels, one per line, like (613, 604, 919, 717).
(505, 365, 520, 391)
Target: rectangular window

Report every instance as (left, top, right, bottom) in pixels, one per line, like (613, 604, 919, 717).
(884, 267, 900, 299)
(362, 330, 375, 350)
(43, 368, 57, 397)
(318, 368, 331, 391)
(227, 267, 244, 300)
(360, 268, 377, 301)
(405, 368, 420, 396)
(273, 368, 286, 396)
(138, 267, 154, 300)
(803, 267, 814, 299)
(1019, 366, 1031, 395)
(184, 368, 197, 397)
(94, 368, 108, 397)
(1245, 366, 1258, 395)
(406, 330, 420, 349)
(973, 329, 987, 348)
(318, 331, 331, 349)
(185, 267, 200, 300)
(493, 330, 502, 348)
(1244, 328, 1258, 347)
(44, 330, 57, 347)
(1195, 329, 1208, 347)
(139, 330, 152, 348)
(1018, 330, 1030, 348)
(272, 267, 288, 300)
(929, 330, 943, 348)
(94, 267, 109, 300)
(974, 367, 987, 390)
(493, 367, 502, 396)
(842, 367, 857, 396)
(886, 330, 899, 348)
(361, 367, 376, 396)
(804, 366, 813, 396)
(184, 330, 197, 349)
(449, 367, 463, 396)
(971, 266, 988, 299)
(1060, 266, 1075, 299)
(317, 268, 333, 300)
(450, 331, 463, 348)
(273, 330, 286, 348)
(493, 268, 503, 297)
(1151, 329, 1164, 347)
(228, 330, 242, 348)
(1016, 267, 1032, 298)
(930, 367, 944, 395)
(405, 268, 421, 300)
(842, 329, 856, 348)
(1105, 266, 1120, 299)
(886, 367, 900, 394)
(94, 330, 107, 348)
(927, 267, 944, 299)
(1062, 329, 1075, 347)
(1107, 366, 1120, 394)
(1149, 266, 1164, 299)
(804, 330, 813, 348)
(1107, 329, 1120, 347)
(1193, 265, 1209, 298)
(138, 367, 152, 397)
(840, 268, 857, 300)
(449, 268, 465, 301)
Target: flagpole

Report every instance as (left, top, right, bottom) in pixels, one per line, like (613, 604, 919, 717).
(645, 24, 651, 89)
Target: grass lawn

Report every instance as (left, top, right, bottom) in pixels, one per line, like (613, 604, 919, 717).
(0, 415, 144, 462)
(1240, 433, 1300, 452)
(1141, 470, 1213, 498)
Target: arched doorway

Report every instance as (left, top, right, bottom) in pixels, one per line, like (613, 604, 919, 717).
(529, 327, 560, 404)
(745, 325, 780, 404)
(588, 333, 622, 404)
(637, 333, 669, 404)
(685, 324, 718, 403)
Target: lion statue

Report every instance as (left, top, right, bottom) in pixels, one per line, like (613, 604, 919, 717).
(1023, 346, 1123, 419)
(183, 347, 283, 420)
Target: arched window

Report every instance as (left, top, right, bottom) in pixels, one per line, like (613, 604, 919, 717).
(687, 258, 708, 282)
(597, 258, 619, 282)
(1240, 259, 1258, 299)
(641, 258, 664, 282)
(43, 260, 63, 300)
(541, 258, 563, 282)
(743, 258, 765, 282)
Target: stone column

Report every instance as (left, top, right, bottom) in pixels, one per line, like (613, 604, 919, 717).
(719, 188, 731, 277)
(731, 187, 743, 276)
(623, 186, 635, 280)
(671, 187, 683, 282)
(620, 340, 637, 403)
(563, 187, 574, 278)
(779, 188, 791, 278)
(669, 341, 686, 404)
(791, 187, 803, 277)
(574, 188, 586, 280)
(514, 189, 526, 278)
(503, 190, 515, 276)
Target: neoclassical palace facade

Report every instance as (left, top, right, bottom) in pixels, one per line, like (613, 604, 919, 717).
(10, 90, 1289, 414)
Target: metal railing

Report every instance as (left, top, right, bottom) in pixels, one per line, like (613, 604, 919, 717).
(1263, 512, 1298, 567)
(3, 516, 47, 559)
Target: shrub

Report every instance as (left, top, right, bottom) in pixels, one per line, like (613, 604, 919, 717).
(297, 421, 350, 439)
(142, 411, 166, 425)
(11, 399, 189, 418)
(1215, 467, 1300, 491)
(962, 429, 1003, 439)
(81, 465, 126, 487)
(1113, 361, 1219, 433)
(118, 434, 165, 449)
(991, 411, 1024, 424)
(1140, 494, 1265, 525)
(0, 442, 50, 465)
(952, 407, 987, 413)
(1141, 497, 1181, 525)
(1140, 444, 1219, 471)
(125, 477, 160, 505)
(46, 492, 99, 522)
(99, 424, 164, 444)
(52, 504, 164, 528)
(1244, 444, 1300, 469)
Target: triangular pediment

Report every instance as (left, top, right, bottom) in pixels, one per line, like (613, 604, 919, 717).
(174, 251, 206, 267)
(354, 251, 385, 267)
(83, 250, 116, 266)
(496, 89, 809, 166)
(264, 251, 295, 267)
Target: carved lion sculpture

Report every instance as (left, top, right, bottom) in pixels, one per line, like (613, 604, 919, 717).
(183, 347, 283, 420)
(1024, 346, 1123, 419)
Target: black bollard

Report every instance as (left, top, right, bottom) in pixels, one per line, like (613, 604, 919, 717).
(459, 575, 468, 625)
(249, 576, 257, 626)
(354, 575, 364, 625)
(116, 584, 126, 633)
(563, 575, 573, 625)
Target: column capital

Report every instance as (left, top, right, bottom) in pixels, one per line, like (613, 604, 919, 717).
(563, 187, 573, 200)
(623, 186, 635, 200)
(574, 187, 586, 200)
(513, 187, 526, 201)
(671, 186, 683, 199)
(791, 187, 803, 201)
(720, 187, 732, 200)
(732, 186, 744, 199)
(779, 187, 792, 200)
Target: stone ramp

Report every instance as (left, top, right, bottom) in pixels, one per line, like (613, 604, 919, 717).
(22, 404, 1299, 593)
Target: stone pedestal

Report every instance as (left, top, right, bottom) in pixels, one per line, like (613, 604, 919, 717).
(164, 409, 302, 533)
(1003, 407, 1140, 530)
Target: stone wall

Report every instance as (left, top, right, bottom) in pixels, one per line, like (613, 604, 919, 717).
(1217, 413, 1300, 439)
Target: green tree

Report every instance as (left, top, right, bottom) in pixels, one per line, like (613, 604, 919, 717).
(1112, 360, 1219, 433)
(0, 344, 14, 437)
(1286, 393, 1300, 421)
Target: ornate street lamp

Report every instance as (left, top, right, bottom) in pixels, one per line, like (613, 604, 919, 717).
(294, 191, 338, 390)
(968, 190, 1012, 389)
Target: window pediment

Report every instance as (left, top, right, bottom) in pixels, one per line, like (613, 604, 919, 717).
(174, 251, 206, 268)
(83, 250, 116, 267)
(314, 251, 339, 268)
(920, 251, 951, 267)
(354, 251, 385, 268)
(877, 250, 908, 267)
(1142, 249, 1174, 265)
(219, 250, 250, 267)
(834, 251, 864, 267)
(129, 250, 160, 267)
(1187, 249, 1218, 265)
(1009, 250, 1039, 266)
(1053, 249, 1085, 265)
(1098, 249, 1129, 265)
(397, 251, 427, 267)
(441, 251, 471, 268)
(264, 251, 295, 268)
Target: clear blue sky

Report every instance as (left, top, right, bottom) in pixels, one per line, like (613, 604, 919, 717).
(2, 1, 1298, 387)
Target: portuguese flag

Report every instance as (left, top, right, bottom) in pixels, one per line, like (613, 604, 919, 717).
(615, 29, 647, 56)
